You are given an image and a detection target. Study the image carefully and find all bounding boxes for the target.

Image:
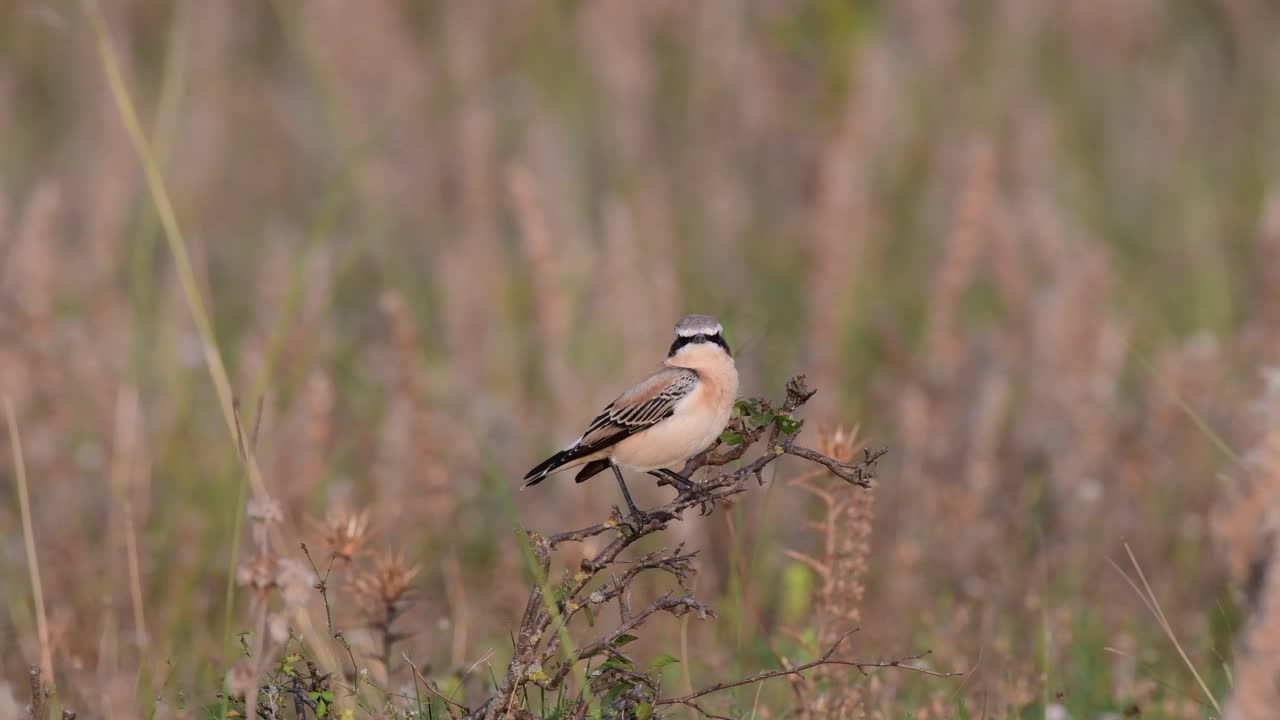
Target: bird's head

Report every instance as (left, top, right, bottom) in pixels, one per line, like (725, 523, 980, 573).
(668, 314, 731, 359)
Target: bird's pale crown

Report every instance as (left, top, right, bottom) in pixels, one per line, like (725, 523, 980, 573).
(674, 314, 723, 338)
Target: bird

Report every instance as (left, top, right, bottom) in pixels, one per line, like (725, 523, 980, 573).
(523, 314, 739, 519)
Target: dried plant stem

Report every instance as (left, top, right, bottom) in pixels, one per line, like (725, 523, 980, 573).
(658, 630, 958, 716)
(1110, 543, 1221, 714)
(122, 500, 148, 651)
(404, 653, 468, 719)
(79, 0, 268, 500)
(111, 388, 149, 651)
(443, 545, 471, 668)
(27, 666, 48, 720)
(5, 397, 53, 685)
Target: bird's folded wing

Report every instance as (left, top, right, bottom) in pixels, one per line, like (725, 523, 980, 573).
(574, 367, 699, 453)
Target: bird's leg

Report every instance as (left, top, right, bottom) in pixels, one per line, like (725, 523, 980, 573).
(662, 468, 696, 490)
(611, 462, 647, 521)
(647, 469, 695, 492)
(654, 469, 718, 516)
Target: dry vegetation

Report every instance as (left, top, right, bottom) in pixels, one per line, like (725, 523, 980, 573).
(3, 0, 1280, 718)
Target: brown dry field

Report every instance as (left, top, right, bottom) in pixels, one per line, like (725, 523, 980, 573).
(3, 2, 1280, 718)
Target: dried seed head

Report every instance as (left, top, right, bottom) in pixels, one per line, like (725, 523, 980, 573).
(817, 425, 861, 464)
(321, 506, 372, 564)
(224, 659, 257, 698)
(268, 612, 290, 644)
(275, 558, 318, 609)
(237, 551, 278, 597)
(246, 496, 284, 525)
(246, 496, 284, 549)
(353, 551, 420, 617)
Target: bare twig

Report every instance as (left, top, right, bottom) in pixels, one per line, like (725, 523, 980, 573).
(657, 629, 960, 716)
(300, 543, 363, 697)
(404, 652, 469, 719)
(26, 666, 48, 720)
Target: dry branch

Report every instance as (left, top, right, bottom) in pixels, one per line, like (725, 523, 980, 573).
(465, 376, 936, 720)
(658, 630, 959, 717)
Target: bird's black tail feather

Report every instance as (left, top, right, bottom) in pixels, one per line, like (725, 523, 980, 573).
(574, 459, 611, 484)
(522, 450, 569, 487)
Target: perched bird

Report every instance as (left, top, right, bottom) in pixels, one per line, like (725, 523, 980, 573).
(523, 314, 739, 518)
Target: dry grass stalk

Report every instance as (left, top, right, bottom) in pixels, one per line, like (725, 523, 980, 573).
(806, 81, 871, 419)
(375, 290, 455, 525)
(108, 386, 149, 652)
(5, 398, 53, 688)
(786, 425, 877, 718)
(81, 0, 272, 502)
(508, 163, 575, 430)
(442, 545, 473, 669)
(1220, 372, 1280, 718)
(8, 1, 1280, 715)
(924, 137, 997, 383)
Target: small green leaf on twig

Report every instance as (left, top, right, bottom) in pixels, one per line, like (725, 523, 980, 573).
(308, 690, 334, 717)
(774, 415, 804, 435)
(601, 656, 633, 671)
(603, 684, 627, 705)
(611, 633, 640, 648)
(720, 430, 745, 446)
(649, 654, 680, 670)
(635, 703, 654, 720)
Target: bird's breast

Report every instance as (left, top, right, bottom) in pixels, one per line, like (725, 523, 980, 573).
(612, 364, 738, 471)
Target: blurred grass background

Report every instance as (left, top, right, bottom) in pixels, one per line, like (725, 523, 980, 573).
(3, 0, 1280, 717)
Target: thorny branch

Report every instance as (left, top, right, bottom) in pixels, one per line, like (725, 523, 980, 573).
(469, 376, 940, 720)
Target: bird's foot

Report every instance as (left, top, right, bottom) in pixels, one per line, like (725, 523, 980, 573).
(612, 504, 677, 532)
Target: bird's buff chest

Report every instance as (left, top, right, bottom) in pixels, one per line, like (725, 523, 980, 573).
(612, 361, 738, 471)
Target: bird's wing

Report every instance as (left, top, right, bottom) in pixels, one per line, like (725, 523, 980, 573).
(576, 366, 699, 451)
(522, 366, 698, 484)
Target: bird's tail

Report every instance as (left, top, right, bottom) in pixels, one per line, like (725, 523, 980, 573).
(522, 449, 573, 487)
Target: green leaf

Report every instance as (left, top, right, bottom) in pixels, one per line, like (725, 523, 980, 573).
(774, 415, 804, 435)
(720, 430, 744, 446)
(749, 411, 775, 429)
(648, 654, 680, 670)
(603, 684, 626, 705)
(635, 702, 654, 720)
(316, 698, 328, 718)
(601, 656, 633, 671)
(583, 604, 595, 627)
(611, 633, 639, 648)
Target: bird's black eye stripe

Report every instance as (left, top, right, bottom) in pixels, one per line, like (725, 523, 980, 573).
(667, 332, 731, 357)
(708, 332, 731, 356)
